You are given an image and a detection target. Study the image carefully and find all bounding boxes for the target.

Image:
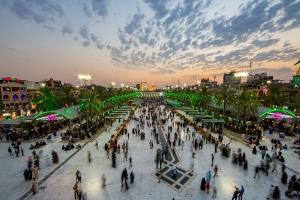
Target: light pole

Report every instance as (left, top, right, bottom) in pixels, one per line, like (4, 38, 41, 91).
(78, 74, 91, 87)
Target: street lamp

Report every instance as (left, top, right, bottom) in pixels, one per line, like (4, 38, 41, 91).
(197, 80, 200, 85)
(183, 83, 187, 87)
(121, 83, 124, 88)
(111, 82, 116, 87)
(78, 74, 91, 86)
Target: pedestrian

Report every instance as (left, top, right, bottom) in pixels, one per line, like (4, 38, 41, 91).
(32, 165, 39, 181)
(8, 146, 13, 156)
(76, 170, 81, 183)
(172, 165, 177, 180)
(21, 146, 24, 156)
(206, 171, 212, 184)
(253, 166, 260, 179)
(95, 141, 98, 150)
(211, 154, 214, 167)
(73, 182, 79, 199)
(88, 151, 91, 163)
(130, 171, 135, 184)
(101, 174, 106, 188)
(232, 186, 239, 200)
(189, 158, 194, 172)
(129, 156, 133, 168)
(121, 168, 129, 191)
(272, 162, 277, 173)
(213, 165, 218, 178)
(31, 178, 38, 195)
(212, 185, 217, 198)
(238, 186, 244, 200)
(200, 177, 206, 191)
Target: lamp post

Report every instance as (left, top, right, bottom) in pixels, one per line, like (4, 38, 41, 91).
(78, 74, 91, 87)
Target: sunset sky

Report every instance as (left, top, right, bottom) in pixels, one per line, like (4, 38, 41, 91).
(0, 0, 300, 87)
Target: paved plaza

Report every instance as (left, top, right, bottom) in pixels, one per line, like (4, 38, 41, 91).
(0, 105, 296, 200)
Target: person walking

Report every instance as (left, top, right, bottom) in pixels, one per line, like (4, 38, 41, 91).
(121, 168, 129, 191)
(73, 182, 79, 199)
(76, 170, 81, 183)
(130, 171, 135, 184)
(21, 146, 24, 156)
(211, 154, 214, 167)
(238, 185, 244, 200)
(88, 151, 91, 163)
(213, 165, 218, 178)
(212, 185, 217, 199)
(129, 156, 133, 168)
(232, 186, 239, 200)
(101, 174, 106, 188)
(253, 166, 260, 179)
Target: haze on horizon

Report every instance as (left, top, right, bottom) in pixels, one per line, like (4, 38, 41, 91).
(0, 0, 300, 87)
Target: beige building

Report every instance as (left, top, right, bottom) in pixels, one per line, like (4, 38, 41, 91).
(0, 82, 31, 113)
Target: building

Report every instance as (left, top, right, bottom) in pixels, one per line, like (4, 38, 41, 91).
(200, 78, 218, 88)
(223, 71, 241, 86)
(246, 72, 273, 87)
(42, 78, 62, 88)
(0, 77, 31, 117)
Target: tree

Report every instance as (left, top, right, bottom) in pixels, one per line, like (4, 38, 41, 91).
(290, 92, 300, 114)
(263, 84, 283, 107)
(32, 87, 59, 112)
(80, 91, 102, 121)
(239, 91, 261, 123)
(218, 85, 236, 116)
(57, 87, 76, 108)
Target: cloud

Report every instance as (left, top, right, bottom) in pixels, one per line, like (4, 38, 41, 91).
(124, 12, 145, 35)
(144, 0, 169, 18)
(152, 68, 174, 74)
(79, 25, 90, 40)
(111, 0, 300, 74)
(1, 0, 64, 25)
(82, 0, 108, 18)
(81, 41, 90, 47)
(62, 26, 73, 35)
(252, 38, 280, 48)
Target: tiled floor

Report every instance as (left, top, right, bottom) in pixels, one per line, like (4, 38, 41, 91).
(2, 106, 299, 200)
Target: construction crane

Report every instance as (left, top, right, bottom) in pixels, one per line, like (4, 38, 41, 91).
(295, 60, 300, 75)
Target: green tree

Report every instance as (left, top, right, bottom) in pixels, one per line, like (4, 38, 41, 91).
(57, 87, 76, 107)
(218, 85, 236, 116)
(263, 84, 283, 107)
(32, 87, 59, 112)
(239, 91, 261, 123)
(290, 92, 300, 114)
(80, 91, 102, 122)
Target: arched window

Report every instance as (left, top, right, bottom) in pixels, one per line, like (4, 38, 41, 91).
(3, 94, 9, 101)
(21, 94, 26, 101)
(13, 94, 19, 101)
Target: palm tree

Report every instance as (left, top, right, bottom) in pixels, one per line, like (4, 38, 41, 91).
(218, 85, 236, 116)
(80, 91, 102, 122)
(263, 84, 283, 107)
(239, 91, 261, 123)
(290, 92, 300, 114)
(32, 87, 59, 112)
(59, 87, 76, 108)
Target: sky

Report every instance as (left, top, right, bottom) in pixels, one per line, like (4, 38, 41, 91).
(0, 0, 300, 87)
